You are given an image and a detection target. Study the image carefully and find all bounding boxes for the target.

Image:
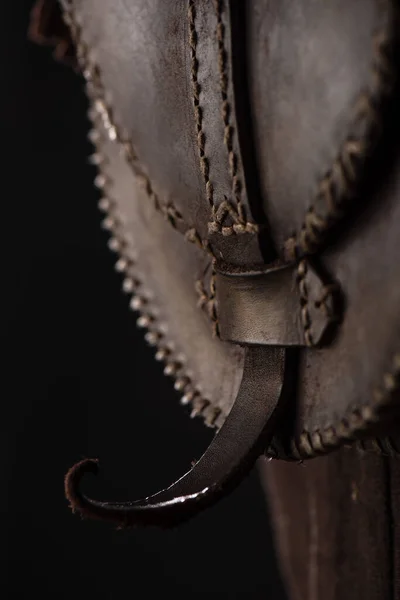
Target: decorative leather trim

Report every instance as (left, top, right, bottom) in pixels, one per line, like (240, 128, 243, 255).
(270, 437, 400, 460)
(208, 200, 260, 236)
(188, 0, 214, 210)
(195, 265, 219, 338)
(89, 106, 224, 429)
(60, 0, 230, 431)
(187, 0, 259, 238)
(208, 0, 260, 237)
(296, 260, 337, 347)
(214, 0, 242, 208)
(269, 352, 400, 460)
(268, 437, 400, 458)
(61, 1, 213, 258)
(355, 436, 400, 456)
(284, 0, 399, 260)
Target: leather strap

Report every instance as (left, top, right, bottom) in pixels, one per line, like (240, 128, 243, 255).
(65, 346, 287, 527)
(216, 262, 336, 347)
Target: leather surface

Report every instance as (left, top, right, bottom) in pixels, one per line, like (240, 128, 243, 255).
(93, 104, 244, 426)
(65, 347, 287, 527)
(260, 444, 400, 600)
(73, 0, 265, 266)
(247, 0, 383, 251)
(295, 169, 400, 437)
(64, 0, 400, 458)
(216, 263, 335, 346)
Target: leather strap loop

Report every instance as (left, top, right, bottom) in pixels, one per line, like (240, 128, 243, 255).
(216, 262, 337, 347)
(65, 346, 287, 528)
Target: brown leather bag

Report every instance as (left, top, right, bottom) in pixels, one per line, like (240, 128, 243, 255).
(34, 0, 400, 532)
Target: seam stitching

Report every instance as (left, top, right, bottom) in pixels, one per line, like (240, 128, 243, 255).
(188, 0, 214, 209)
(209, 0, 259, 236)
(61, 0, 222, 430)
(296, 262, 337, 347)
(296, 260, 314, 347)
(62, 0, 213, 257)
(284, 0, 397, 260)
(271, 352, 400, 461)
(91, 102, 223, 429)
(195, 265, 220, 337)
(215, 0, 242, 208)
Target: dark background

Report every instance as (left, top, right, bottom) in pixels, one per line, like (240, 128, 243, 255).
(2, 2, 286, 598)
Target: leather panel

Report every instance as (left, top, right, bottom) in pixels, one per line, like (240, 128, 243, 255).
(260, 448, 392, 600)
(73, 0, 265, 265)
(95, 108, 244, 425)
(297, 160, 400, 434)
(247, 0, 381, 252)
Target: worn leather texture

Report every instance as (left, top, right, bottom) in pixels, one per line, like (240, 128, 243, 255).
(65, 347, 287, 526)
(260, 441, 400, 600)
(73, 0, 266, 266)
(248, 0, 384, 249)
(62, 0, 400, 461)
(216, 263, 335, 346)
(91, 106, 244, 428)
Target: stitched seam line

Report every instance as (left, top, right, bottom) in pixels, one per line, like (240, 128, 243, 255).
(295, 261, 337, 347)
(62, 0, 212, 257)
(297, 260, 314, 347)
(268, 436, 400, 459)
(215, 0, 243, 209)
(356, 436, 400, 457)
(188, 0, 214, 209)
(188, 0, 259, 237)
(284, 0, 397, 260)
(209, 268, 220, 337)
(268, 352, 400, 461)
(90, 104, 224, 430)
(214, 0, 242, 210)
(208, 0, 259, 236)
(195, 265, 220, 337)
(61, 1, 223, 429)
(208, 199, 260, 236)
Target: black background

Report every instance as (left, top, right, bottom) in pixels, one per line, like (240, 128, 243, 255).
(2, 2, 286, 598)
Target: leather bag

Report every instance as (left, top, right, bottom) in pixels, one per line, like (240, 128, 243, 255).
(32, 0, 400, 529)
